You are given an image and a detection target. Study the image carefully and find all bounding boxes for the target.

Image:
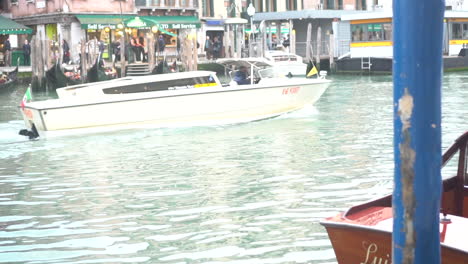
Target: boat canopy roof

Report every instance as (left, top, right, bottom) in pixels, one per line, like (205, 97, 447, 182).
(216, 58, 273, 70)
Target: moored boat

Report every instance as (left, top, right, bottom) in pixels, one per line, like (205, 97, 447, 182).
(0, 65, 19, 92)
(46, 63, 81, 89)
(87, 57, 117, 83)
(320, 131, 468, 264)
(19, 67, 330, 139)
(264, 50, 308, 77)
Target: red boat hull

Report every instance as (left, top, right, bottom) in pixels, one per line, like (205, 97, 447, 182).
(323, 222, 468, 264)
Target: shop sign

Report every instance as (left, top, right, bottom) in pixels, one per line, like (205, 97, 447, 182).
(36, 1, 46, 8)
(87, 24, 116, 30)
(165, 23, 198, 29)
(206, 20, 224, 26)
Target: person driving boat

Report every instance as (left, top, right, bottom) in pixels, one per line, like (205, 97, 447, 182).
(233, 66, 250, 85)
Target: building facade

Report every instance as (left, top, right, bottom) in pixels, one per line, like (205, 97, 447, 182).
(7, 0, 200, 62)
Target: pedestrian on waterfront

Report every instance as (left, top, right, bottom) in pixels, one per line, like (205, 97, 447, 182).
(158, 35, 165, 53)
(204, 36, 213, 60)
(213, 36, 222, 59)
(130, 36, 141, 62)
(98, 40, 105, 66)
(23, 39, 31, 66)
(3, 37, 11, 67)
(62, 39, 70, 64)
(98, 40, 105, 54)
(138, 35, 146, 62)
(112, 40, 121, 62)
(282, 34, 290, 52)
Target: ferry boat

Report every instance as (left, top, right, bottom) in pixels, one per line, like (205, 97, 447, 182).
(335, 11, 468, 73)
(19, 68, 330, 139)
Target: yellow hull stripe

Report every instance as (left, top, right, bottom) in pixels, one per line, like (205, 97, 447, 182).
(350, 41, 393, 47)
(350, 18, 392, 24)
(449, 39, 468, 45)
(194, 83, 218, 88)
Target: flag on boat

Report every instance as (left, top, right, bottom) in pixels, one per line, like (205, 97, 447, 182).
(21, 86, 32, 110)
(307, 66, 318, 77)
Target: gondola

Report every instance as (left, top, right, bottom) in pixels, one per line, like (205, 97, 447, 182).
(46, 63, 81, 90)
(0, 65, 19, 92)
(87, 54, 117, 83)
(151, 59, 175, 75)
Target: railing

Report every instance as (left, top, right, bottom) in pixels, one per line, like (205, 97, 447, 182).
(135, 0, 197, 9)
(441, 131, 468, 216)
(295, 41, 330, 59)
(336, 40, 350, 58)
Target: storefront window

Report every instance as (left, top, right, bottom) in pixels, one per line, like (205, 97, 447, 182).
(367, 24, 382, 41)
(452, 23, 462, 39)
(463, 24, 468, 39)
(351, 24, 366, 41)
(383, 23, 392, 41)
(351, 23, 392, 42)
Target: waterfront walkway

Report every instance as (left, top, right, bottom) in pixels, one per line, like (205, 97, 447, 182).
(0, 58, 217, 76)
(0, 66, 32, 73)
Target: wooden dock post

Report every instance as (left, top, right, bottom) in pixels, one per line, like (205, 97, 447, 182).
(316, 27, 322, 70)
(80, 39, 87, 82)
(306, 23, 312, 63)
(120, 35, 126, 77)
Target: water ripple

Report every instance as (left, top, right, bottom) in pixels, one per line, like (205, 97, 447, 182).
(0, 74, 466, 263)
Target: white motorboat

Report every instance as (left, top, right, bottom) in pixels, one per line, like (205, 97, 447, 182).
(19, 63, 330, 139)
(264, 50, 308, 77)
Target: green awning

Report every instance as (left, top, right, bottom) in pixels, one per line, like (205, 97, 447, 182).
(0, 15, 32, 34)
(76, 14, 136, 30)
(124, 16, 158, 28)
(76, 14, 200, 31)
(145, 16, 201, 29)
(158, 28, 177, 37)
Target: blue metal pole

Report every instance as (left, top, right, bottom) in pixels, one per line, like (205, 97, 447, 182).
(393, 0, 444, 263)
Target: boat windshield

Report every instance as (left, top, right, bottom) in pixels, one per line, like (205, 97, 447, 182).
(258, 65, 306, 78)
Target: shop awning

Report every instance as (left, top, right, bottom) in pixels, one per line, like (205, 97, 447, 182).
(76, 14, 136, 30)
(145, 16, 201, 29)
(123, 16, 177, 36)
(0, 15, 32, 34)
(125, 16, 157, 28)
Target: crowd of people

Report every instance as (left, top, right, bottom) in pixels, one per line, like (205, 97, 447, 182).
(113, 34, 166, 63)
(204, 35, 222, 60)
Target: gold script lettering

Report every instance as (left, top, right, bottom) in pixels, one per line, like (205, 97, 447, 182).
(360, 243, 391, 264)
(361, 243, 378, 264)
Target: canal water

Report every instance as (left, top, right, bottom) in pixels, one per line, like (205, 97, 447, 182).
(0, 73, 466, 264)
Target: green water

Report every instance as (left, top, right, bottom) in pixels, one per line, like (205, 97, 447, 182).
(0, 73, 466, 263)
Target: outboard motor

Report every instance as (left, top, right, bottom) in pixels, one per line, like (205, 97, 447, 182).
(19, 124, 39, 140)
(319, 71, 328, 79)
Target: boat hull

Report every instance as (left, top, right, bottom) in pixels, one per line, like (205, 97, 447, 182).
(21, 80, 329, 137)
(322, 220, 468, 264)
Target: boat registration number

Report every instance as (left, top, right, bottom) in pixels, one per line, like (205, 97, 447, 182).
(282, 86, 301, 95)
